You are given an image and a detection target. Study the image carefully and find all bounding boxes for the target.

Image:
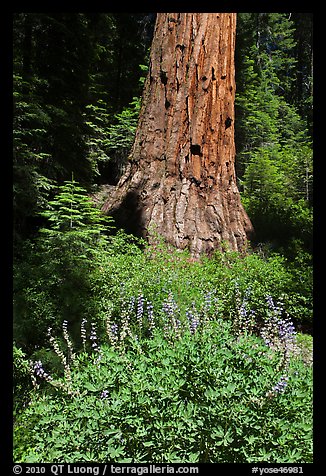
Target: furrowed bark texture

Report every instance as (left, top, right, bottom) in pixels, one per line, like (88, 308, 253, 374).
(102, 13, 253, 257)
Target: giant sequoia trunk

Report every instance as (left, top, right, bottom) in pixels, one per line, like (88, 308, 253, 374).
(102, 13, 253, 257)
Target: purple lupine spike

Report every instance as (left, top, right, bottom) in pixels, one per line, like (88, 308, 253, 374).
(186, 309, 200, 334)
(100, 390, 109, 399)
(272, 375, 289, 394)
(31, 360, 53, 382)
(136, 294, 145, 328)
(147, 301, 155, 333)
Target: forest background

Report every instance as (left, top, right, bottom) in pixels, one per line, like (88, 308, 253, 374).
(13, 13, 314, 464)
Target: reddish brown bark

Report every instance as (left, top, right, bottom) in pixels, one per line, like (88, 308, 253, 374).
(102, 13, 253, 257)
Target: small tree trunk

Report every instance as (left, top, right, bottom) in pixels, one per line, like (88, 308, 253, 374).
(102, 13, 253, 257)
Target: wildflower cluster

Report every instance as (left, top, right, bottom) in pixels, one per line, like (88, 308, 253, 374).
(105, 302, 120, 347)
(136, 294, 145, 329)
(147, 301, 155, 335)
(47, 326, 72, 388)
(261, 296, 297, 398)
(30, 360, 53, 387)
(90, 322, 103, 364)
(29, 326, 74, 394)
(63, 320, 75, 365)
(105, 294, 154, 349)
(230, 289, 299, 400)
(186, 307, 200, 334)
(233, 285, 256, 335)
(90, 322, 99, 351)
(272, 375, 289, 394)
(162, 292, 182, 339)
(261, 296, 296, 356)
(201, 291, 216, 326)
(103, 290, 214, 349)
(28, 290, 300, 403)
(80, 318, 87, 350)
(107, 323, 119, 347)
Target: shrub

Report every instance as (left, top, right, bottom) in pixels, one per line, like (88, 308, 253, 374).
(14, 303, 312, 463)
(13, 345, 33, 417)
(91, 238, 312, 335)
(13, 179, 115, 350)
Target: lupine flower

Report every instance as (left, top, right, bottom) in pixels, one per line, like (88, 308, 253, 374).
(162, 293, 177, 320)
(261, 296, 296, 354)
(90, 322, 100, 352)
(162, 292, 182, 339)
(48, 326, 72, 387)
(278, 317, 296, 342)
(261, 296, 297, 399)
(81, 318, 87, 349)
(100, 390, 109, 399)
(118, 296, 134, 345)
(202, 291, 216, 326)
(233, 286, 256, 335)
(62, 320, 75, 364)
(105, 313, 118, 347)
(272, 375, 289, 394)
(190, 317, 200, 334)
(266, 295, 282, 317)
(48, 327, 67, 363)
(186, 309, 200, 334)
(30, 360, 53, 383)
(147, 300, 155, 334)
(90, 322, 103, 364)
(203, 291, 213, 313)
(172, 317, 182, 338)
(136, 294, 145, 328)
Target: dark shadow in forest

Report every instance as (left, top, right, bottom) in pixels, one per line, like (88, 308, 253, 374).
(110, 190, 145, 238)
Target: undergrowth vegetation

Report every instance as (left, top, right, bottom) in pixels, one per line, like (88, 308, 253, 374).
(14, 296, 312, 463)
(13, 180, 313, 463)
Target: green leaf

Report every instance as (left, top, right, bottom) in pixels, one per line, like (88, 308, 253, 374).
(84, 382, 99, 392)
(143, 441, 155, 447)
(108, 446, 125, 458)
